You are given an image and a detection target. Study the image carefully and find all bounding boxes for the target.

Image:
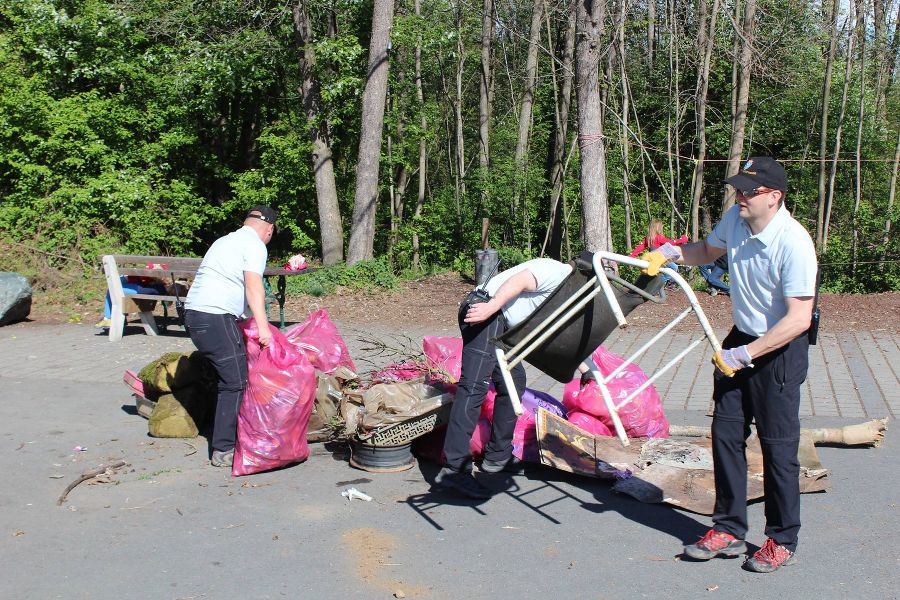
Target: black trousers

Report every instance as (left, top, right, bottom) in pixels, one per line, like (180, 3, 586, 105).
(711, 327, 809, 551)
(442, 293, 526, 472)
(184, 309, 248, 452)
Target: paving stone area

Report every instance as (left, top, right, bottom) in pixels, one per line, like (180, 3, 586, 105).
(1, 318, 896, 422)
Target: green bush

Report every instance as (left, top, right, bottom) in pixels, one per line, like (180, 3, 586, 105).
(284, 258, 399, 296)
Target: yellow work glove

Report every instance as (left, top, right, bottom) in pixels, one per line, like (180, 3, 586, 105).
(712, 345, 753, 377)
(640, 242, 680, 276)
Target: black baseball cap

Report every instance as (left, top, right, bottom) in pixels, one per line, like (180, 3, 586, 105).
(723, 156, 788, 192)
(246, 205, 278, 231)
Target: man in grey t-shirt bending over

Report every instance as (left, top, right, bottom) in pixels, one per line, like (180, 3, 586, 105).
(436, 258, 571, 499)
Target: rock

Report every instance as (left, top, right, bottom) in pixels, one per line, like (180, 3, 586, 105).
(0, 272, 32, 326)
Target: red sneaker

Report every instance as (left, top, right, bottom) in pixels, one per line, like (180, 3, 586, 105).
(743, 538, 797, 573)
(684, 529, 747, 560)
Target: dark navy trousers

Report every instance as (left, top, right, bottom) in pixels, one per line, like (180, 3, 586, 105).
(711, 326, 809, 552)
(442, 293, 526, 472)
(184, 309, 249, 452)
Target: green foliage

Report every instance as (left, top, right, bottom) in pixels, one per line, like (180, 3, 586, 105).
(284, 257, 399, 296)
(0, 0, 897, 300)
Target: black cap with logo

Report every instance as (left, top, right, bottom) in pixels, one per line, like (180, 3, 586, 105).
(246, 205, 278, 232)
(723, 156, 788, 192)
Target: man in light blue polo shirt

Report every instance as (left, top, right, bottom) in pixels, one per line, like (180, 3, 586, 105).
(185, 205, 277, 468)
(640, 157, 817, 573)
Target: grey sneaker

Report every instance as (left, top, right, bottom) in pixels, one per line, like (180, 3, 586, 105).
(211, 449, 234, 467)
(684, 529, 747, 560)
(479, 456, 525, 474)
(435, 467, 492, 499)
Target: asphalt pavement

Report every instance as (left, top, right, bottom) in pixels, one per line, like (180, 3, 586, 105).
(0, 318, 897, 600)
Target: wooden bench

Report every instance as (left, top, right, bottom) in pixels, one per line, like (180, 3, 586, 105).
(101, 254, 315, 342)
(102, 254, 201, 342)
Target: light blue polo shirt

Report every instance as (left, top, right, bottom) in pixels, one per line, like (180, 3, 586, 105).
(186, 226, 267, 318)
(707, 204, 817, 337)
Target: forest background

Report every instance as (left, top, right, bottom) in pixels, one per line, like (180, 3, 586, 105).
(1, 0, 898, 304)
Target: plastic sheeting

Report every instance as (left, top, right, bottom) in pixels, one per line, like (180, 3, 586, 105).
(342, 382, 450, 434)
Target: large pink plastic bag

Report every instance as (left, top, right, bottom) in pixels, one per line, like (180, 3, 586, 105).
(233, 321, 316, 476)
(285, 309, 356, 374)
(510, 389, 565, 462)
(468, 418, 493, 457)
(562, 346, 669, 438)
(567, 410, 614, 436)
(423, 336, 463, 382)
(511, 411, 539, 462)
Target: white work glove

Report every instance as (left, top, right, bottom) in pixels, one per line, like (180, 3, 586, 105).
(712, 345, 753, 377)
(640, 243, 680, 276)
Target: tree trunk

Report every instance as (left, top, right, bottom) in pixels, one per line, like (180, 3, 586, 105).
(647, 0, 656, 69)
(479, 0, 494, 210)
(513, 0, 544, 226)
(617, 0, 633, 250)
(412, 0, 427, 271)
(873, 0, 887, 119)
(852, 1, 866, 274)
(887, 1, 900, 95)
(816, 0, 839, 251)
(293, 1, 344, 265)
(883, 126, 900, 254)
(347, 0, 394, 264)
(387, 65, 409, 256)
(689, 0, 721, 241)
(544, 1, 576, 260)
(454, 2, 467, 231)
(666, 0, 682, 220)
(823, 3, 858, 253)
(723, 0, 756, 214)
(576, 0, 613, 252)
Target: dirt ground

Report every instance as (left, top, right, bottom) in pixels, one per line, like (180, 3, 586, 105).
(282, 272, 899, 334)
(24, 270, 900, 334)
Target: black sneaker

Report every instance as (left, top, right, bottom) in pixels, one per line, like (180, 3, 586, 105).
(435, 467, 492, 499)
(479, 456, 525, 474)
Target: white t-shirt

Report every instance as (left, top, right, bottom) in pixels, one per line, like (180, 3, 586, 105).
(707, 204, 817, 337)
(186, 226, 267, 318)
(484, 258, 572, 326)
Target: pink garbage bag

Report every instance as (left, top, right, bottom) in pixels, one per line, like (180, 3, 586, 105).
(512, 410, 539, 462)
(233, 320, 316, 476)
(562, 346, 669, 438)
(510, 389, 566, 462)
(423, 336, 463, 382)
(468, 418, 493, 457)
(567, 410, 614, 436)
(285, 309, 356, 374)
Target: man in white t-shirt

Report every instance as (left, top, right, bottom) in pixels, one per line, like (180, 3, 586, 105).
(185, 205, 277, 468)
(640, 157, 817, 573)
(436, 258, 572, 499)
